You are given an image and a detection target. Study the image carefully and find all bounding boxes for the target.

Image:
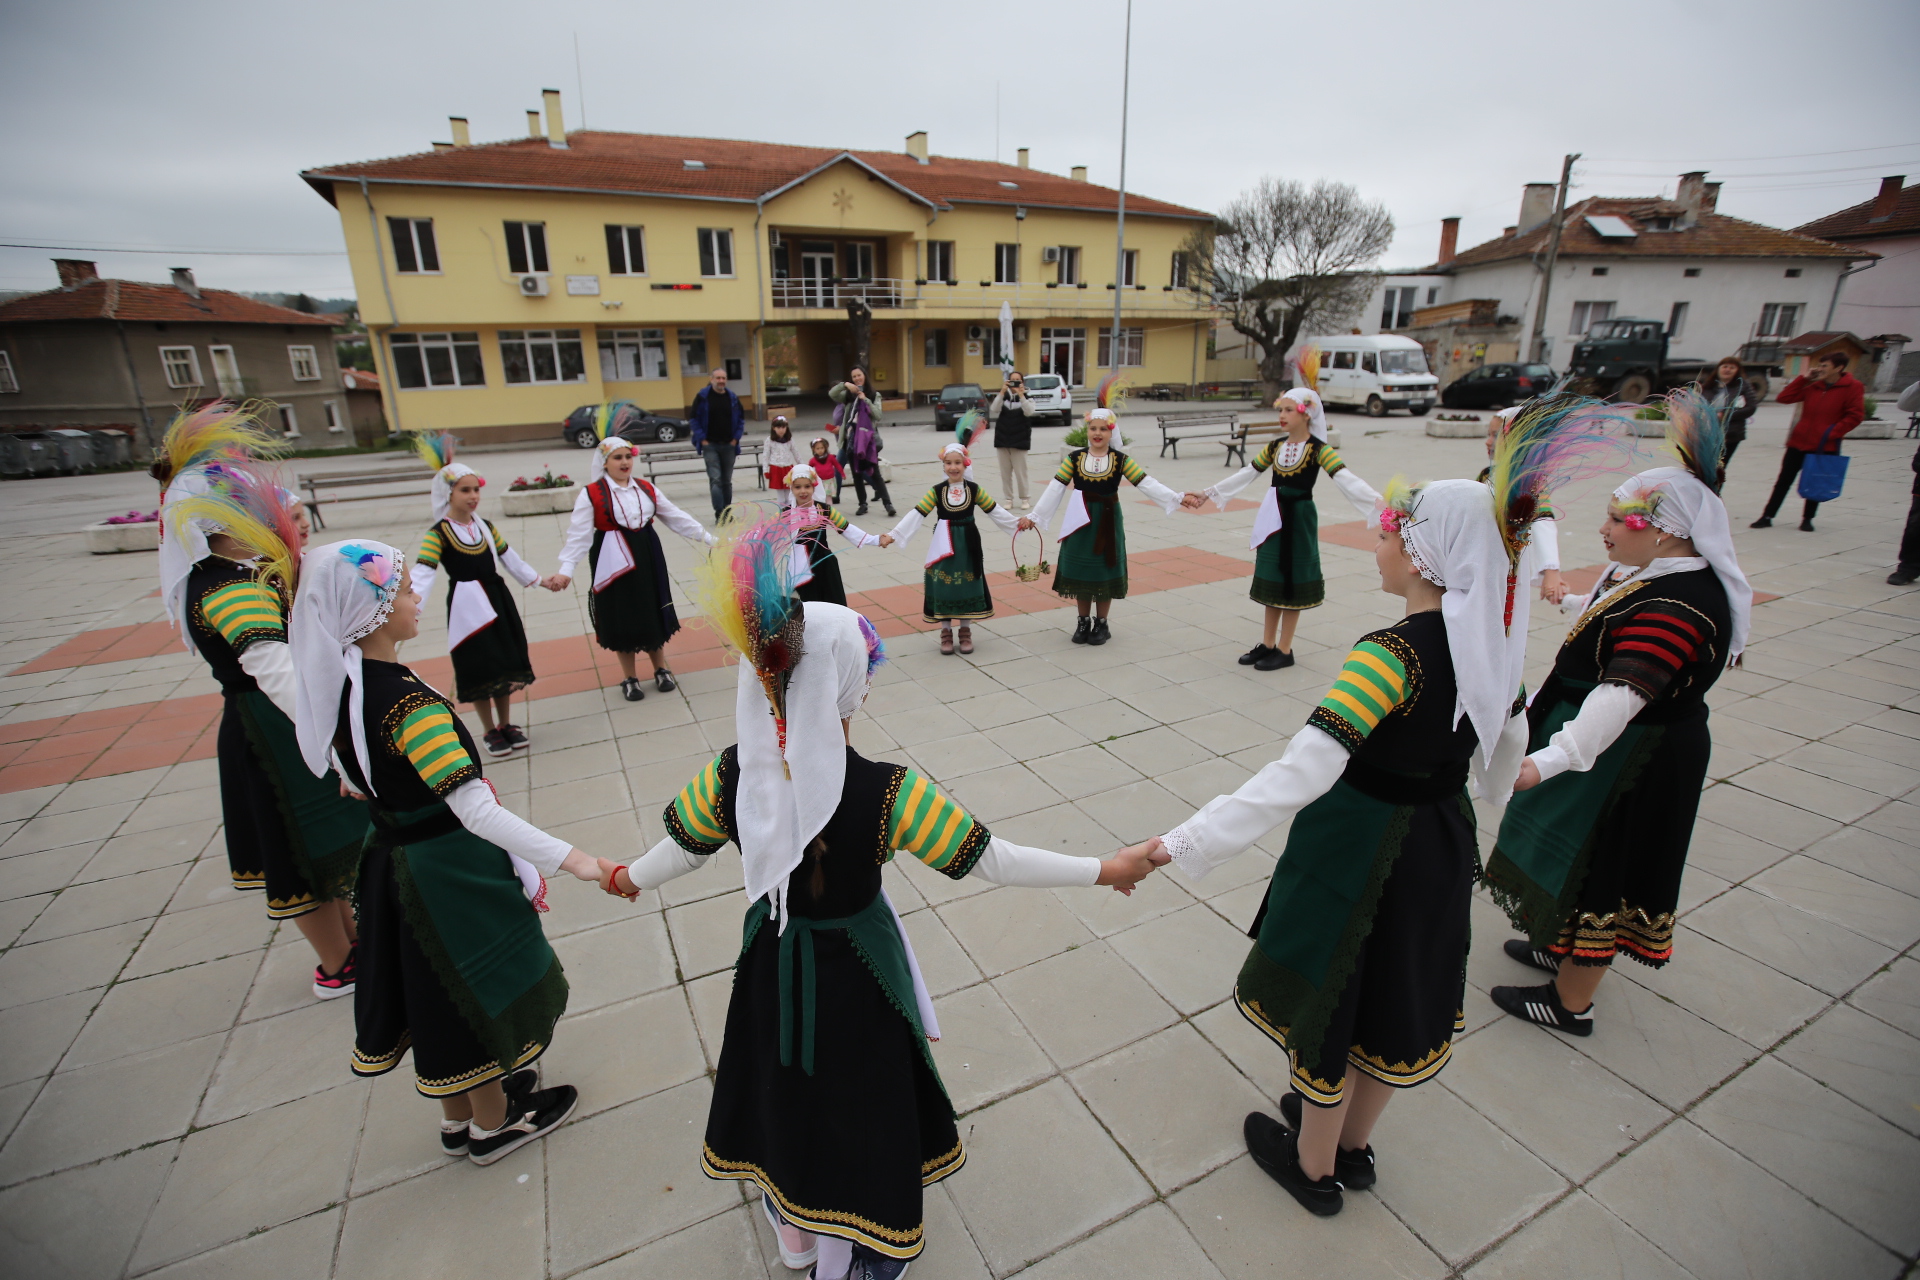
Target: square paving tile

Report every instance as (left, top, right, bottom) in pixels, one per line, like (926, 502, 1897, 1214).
(1461, 1190, 1690, 1280)
(1107, 903, 1249, 1015)
(928, 983, 1053, 1114)
(1801, 824, 1920, 899)
(1624, 929, 1832, 1049)
(0, 988, 97, 1086)
(897, 907, 981, 997)
(334, 1145, 548, 1280)
(551, 913, 679, 1013)
(122, 896, 273, 980)
(1016, 1202, 1225, 1280)
(938, 886, 1092, 978)
(666, 890, 752, 981)
(136, 1208, 339, 1280)
(195, 998, 356, 1126)
(63, 952, 256, 1070)
(993, 941, 1178, 1070)
(16, 861, 189, 945)
(1746, 855, 1920, 951)
(1686, 885, 1894, 997)
(541, 988, 707, 1119)
(574, 1205, 767, 1280)
(1848, 955, 1920, 1039)
(0, 1031, 221, 1184)
(0, 1139, 178, 1280)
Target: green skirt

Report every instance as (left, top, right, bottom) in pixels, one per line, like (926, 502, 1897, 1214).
(238, 689, 366, 905)
(923, 520, 993, 621)
(1052, 497, 1128, 601)
(1250, 494, 1323, 610)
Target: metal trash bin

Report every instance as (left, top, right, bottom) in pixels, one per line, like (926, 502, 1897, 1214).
(89, 430, 132, 468)
(0, 432, 57, 478)
(45, 428, 97, 473)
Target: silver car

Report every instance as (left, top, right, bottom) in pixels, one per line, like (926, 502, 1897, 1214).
(1019, 374, 1074, 425)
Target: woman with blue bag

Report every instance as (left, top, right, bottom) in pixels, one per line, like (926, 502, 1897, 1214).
(1752, 352, 1864, 532)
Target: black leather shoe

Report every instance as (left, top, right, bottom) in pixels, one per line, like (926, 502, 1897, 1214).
(1244, 1112, 1343, 1216)
(620, 677, 645, 702)
(654, 669, 676, 693)
(1890, 567, 1919, 586)
(1087, 618, 1111, 646)
(1749, 516, 1772, 528)
(1279, 1092, 1376, 1190)
(1798, 518, 1816, 532)
(1071, 617, 1092, 644)
(1238, 644, 1268, 666)
(1253, 647, 1294, 671)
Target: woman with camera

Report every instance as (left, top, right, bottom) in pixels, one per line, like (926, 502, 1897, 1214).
(991, 372, 1036, 511)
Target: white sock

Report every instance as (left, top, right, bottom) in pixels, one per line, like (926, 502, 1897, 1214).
(815, 1237, 853, 1280)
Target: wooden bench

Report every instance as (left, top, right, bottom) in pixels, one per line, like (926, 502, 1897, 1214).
(1227, 421, 1289, 468)
(298, 464, 431, 529)
(633, 441, 766, 489)
(1156, 412, 1240, 461)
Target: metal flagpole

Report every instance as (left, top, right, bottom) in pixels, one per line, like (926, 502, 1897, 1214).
(1110, 0, 1133, 388)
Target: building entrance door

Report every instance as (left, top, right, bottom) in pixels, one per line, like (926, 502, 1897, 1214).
(800, 244, 835, 307)
(1040, 328, 1086, 387)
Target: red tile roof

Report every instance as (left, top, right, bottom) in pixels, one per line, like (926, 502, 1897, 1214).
(303, 131, 1211, 221)
(1793, 184, 1920, 241)
(0, 279, 338, 327)
(1432, 195, 1867, 272)
(342, 369, 382, 392)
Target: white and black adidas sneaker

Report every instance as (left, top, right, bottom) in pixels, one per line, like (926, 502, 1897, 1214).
(1491, 982, 1594, 1037)
(468, 1083, 578, 1165)
(1502, 939, 1562, 975)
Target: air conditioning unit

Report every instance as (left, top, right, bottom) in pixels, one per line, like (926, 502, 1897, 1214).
(1041, 246, 1060, 264)
(769, 229, 782, 247)
(518, 274, 550, 297)
(1012, 323, 1028, 342)
(966, 324, 987, 341)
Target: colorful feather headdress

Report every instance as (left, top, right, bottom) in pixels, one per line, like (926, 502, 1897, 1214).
(169, 462, 304, 601)
(1657, 387, 1732, 493)
(693, 509, 807, 776)
(157, 400, 283, 493)
(955, 407, 988, 450)
(1094, 371, 1129, 413)
(1486, 392, 1640, 627)
(411, 430, 457, 474)
(1292, 344, 1321, 393)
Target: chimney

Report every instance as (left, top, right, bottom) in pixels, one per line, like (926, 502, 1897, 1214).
(542, 89, 568, 148)
(1071, 165, 1087, 182)
(905, 131, 928, 164)
(432, 142, 453, 152)
(1701, 182, 1721, 214)
(53, 259, 97, 290)
(170, 267, 200, 299)
(1016, 148, 1029, 169)
(527, 110, 542, 139)
(1871, 175, 1906, 221)
(450, 116, 471, 147)
(1675, 171, 1709, 224)
(1502, 226, 1517, 239)
(1438, 217, 1460, 265)
(1518, 183, 1556, 236)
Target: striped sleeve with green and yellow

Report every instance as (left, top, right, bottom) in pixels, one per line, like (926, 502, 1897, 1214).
(1052, 456, 1077, 485)
(414, 525, 446, 570)
(663, 749, 735, 855)
(1315, 443, 1348, 476)
(913, 486, 941, 516)
(1306, 638, 1410, 753)
(488, 520, 510, 554)
(1252, 440, 1278, 471)
(885, 768, 991, 880)
(199, 580, 285, 653)
(1119, 454, 1148, 485)
(823, 506, 851, 532)
(393, 701, 480, 795)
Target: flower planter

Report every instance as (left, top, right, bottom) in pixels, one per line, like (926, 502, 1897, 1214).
(501, 487, 577, 516)
(1425, 418, 1484, 438)
(1851, 419, 1894, 439)
(85, 521, 159, 554)
(1629, 419, 1666, 438)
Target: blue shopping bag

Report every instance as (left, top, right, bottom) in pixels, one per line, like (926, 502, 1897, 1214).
(1797, 425, 1849, 502)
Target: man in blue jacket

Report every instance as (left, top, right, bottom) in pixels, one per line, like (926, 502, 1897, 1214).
(690, 368, 746, 520)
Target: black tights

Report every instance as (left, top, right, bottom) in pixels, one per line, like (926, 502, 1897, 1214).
(1761, 448, 1823, 522)
(850, 470, 892, 512)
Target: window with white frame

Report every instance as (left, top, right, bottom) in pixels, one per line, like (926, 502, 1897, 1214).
(1757, 303, 1802, 338)
(387, 218, 439, 273)
(995, 243, 1019, 283)
(678, 328, 709, 375)
(1668, 302, 1690, 340)
(1569, 300, 1616, 335)
(598, 329, 669, 381)
(277, 404, 299, 438)
(0, 350, 17, 393)
(503, 221, 549, 274)
(499, 330, 585, 384)
(1169, 251, 1190, 289)
(605, 225, 647, 275)
(1098, 327, 1144, 368)
(697, 228, 734, 277)
(844, 242, 876, 281)
(323, 400, 344, 432)
(1121, 249, 1139, 287)
(925, 330, 949, 367)
(1056, 246, 1081, 285)
(288, 345, 321, 381)
(160, 346, 202, 389)
(1380, 286, 1417, 330)
(925, 240, 954, 282)
(390, 332, 485, 388)
(208, 345, 243, 397)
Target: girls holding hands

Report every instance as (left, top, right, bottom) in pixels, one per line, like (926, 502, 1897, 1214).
(780, 464, 880, 607)
(880, 443, 1021, 654)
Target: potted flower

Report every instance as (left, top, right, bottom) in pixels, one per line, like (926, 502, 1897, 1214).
(501, 467, 579, 516)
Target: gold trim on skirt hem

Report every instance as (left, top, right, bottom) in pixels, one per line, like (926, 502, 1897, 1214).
(700, 1142, 958, 1259)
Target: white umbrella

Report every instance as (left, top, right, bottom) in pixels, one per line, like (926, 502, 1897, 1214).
(998, 300, 1016, 378)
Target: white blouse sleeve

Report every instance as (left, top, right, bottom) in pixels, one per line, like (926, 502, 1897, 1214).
(969, 837, 1102, 888)
(1329, 466, 1383, 520)
(444, 779, 572, 876)
(983, 501, 1022, 536)
(840, 521, 879, 548)
(1529, 684, 1648, 782)
(236, 639, 298, 720)
(1529, 518, 1561, 575)
(1160, 725, 1351, 881)
(1029, 478, 1069, 528)
(408, 560, 439, 602)
(1206, 464, 1260, 507)
(627, 835, 711, 890)
(885, 508, 924, 545)
(1470, 710, 1531, 807)
(556, 489, 595, 578)
(1134, 473, 1184, 516)
(500, 546, 542, 588)
(653, 490, 717, 546)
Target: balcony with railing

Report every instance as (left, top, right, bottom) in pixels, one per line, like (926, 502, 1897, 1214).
(768, 277, 1210, 315)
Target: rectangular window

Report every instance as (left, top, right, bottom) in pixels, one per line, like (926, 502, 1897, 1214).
(1684, 267, 1701, 278)
(597, 329, 669, 381)
(498, 330, 584, 384)
(387, 218, 440, 273)
(160, 345, 202, 389)
(1121, 249, 1139, 287)
(925, 330, 949, 367)
(503, 221, 549, 274)
(1426, 286, 1439, 304)
(1380, 286, 1416, 330)
(1784, 268, 1802, 278)
(1330, 350, 1357, 370)
(391, 332, 486, 389)
(1169, 251, 1190, 289)
(278, 404, 299, 438)
(844, 242, 875, 281)
(678, 327, 709, 375)
(995, 243, 1019, 283)
(926, 240, 954, 283)
(1757, 303, 1802, 338)
(323, 400, 344, 432)
(1569, 300, 1616, 335)
(698, 228, 734, 277)
(1361, 352, 1377, 373)
(1668, 302, 1690, 340)
(1057, 246, 1081, 285)
(1097, 326, 1144, 368)
(288, 345, 320, 381)
(605, 225, 648, 275)
(0, 350, 16, 393)
(208, 345, 243, 397)
(1591, 266, 1609, 276)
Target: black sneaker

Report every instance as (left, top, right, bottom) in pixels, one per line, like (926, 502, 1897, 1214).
(855, 505, 869, 516)
(500, 723, 530, 750)
(1253, 647, 1294, 671)
(483, 727, 513, 757)
(1503, 938, 1562, 975)
(620, 677, 645, 702)
(1491, 981, 1594, 1037)
(1087, 619, 1111, 646)
(1071, 617, 1093, 644)
(312, 945, 356, 1000)
(1890, 567, 1919, 586)
(654, 669, 676, 694)
(1238, 644, 1269, 666)
(849, 1245, 912, 1279)
(1749, 516, 1772, 528)
(467, 1083, 579, 1166)
(1244, 1112, 1343, 1216)
(1278, 1092, 1376, 1190)
(1798, 518, 1816, 532)
(440, 1120, 470, 1155)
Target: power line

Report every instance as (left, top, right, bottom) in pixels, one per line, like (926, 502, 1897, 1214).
(0, 241, 345, 256)
(1583, 142, 1919, 163)
(1580, 161, 1917, 180)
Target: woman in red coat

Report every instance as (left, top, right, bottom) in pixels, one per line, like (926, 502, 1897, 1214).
(1752, 352, 1865, 533)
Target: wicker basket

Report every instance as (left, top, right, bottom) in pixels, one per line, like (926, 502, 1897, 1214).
(1012, 528, 1050, 581)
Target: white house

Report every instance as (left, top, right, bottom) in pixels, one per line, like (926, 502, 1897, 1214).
(1795, 175, 1918, 389)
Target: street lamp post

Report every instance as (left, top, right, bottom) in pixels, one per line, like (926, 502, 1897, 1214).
(1110, 0, 1133, 386)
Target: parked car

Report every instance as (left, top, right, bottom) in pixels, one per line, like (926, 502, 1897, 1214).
(1018, 374, 1074, 425)
(932, 383, 986, 431)
(1308, 334, 1438, 416)
(563, 401, 687, 447)
(1439, 363, 1557, 410)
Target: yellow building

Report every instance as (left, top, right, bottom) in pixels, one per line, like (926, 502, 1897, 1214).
(301, 93, 1213, 442)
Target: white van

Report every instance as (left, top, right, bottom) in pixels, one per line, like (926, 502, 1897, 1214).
(1309, 334, 1438, 417)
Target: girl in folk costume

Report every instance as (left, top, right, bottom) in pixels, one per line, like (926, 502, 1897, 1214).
(766, 415, 801, 510)
(408, 434, 552, 757)
(595, 515, 1167, 1279)
(160, 406, 368, 998)
(1020, 379, 1185, 645)
(805, 435, 846, 504)
(291, 541, 604, 1165)
(879, 443, 1021, 655)
(553, 430, 715, 703)
(1485, 389, 1751, 1037)
(780, 464, 880, 608)
(1129, 476, 1540, 1217)
(1194, 351, 1382, 670)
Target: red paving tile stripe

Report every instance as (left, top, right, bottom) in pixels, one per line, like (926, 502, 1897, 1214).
(12, 620, 181, 675)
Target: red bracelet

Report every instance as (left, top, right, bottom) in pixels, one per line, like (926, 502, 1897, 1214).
(603, 865, 638, 900)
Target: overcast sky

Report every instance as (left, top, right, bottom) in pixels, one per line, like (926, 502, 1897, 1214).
(3, 0, 1916, 299)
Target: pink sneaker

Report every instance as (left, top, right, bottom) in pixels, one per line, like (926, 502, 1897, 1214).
(313, 946, 357, 999)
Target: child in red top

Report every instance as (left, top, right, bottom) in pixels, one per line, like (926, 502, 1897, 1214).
(806, 436, 846, 505)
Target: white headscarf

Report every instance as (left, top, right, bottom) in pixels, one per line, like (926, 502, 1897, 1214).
(590, 437, 634, 484)
(786, 462, 818, 486)
(430, 462, 478, 524)
(735, 601, 880, 930)
(939, 443, 968, 461)
(1281, 388, 1329, 443)
(1612, 466, 1752, 660)
(1399, 479, 1530, 767)
(290, 540, 405, 787)
(159, 464, 215, 647)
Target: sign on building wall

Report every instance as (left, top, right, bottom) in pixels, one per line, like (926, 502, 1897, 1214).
(565, 275, 601, 296)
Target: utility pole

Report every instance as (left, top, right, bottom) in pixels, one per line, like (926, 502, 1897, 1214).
(1530, 152, 1579, 365)
(1110, 0, 1133, 387)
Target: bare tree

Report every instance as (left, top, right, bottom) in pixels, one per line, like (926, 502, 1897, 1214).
(1182, 178, 1394, 401)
